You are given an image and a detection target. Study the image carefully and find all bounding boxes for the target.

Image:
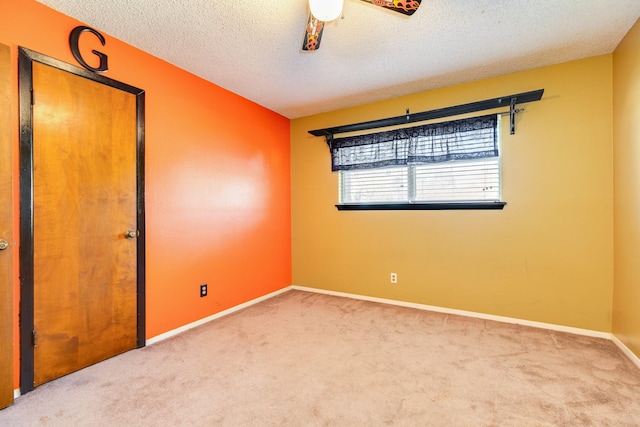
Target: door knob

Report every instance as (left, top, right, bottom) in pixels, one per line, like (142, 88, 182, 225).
(0, 239, 7, 250)
(124, 230, 139, 239)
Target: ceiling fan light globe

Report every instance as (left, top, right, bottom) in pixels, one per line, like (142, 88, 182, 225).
(309, 0, 344, 22)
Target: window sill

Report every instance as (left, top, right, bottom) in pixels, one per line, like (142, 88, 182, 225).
(335, 202, 507, 211)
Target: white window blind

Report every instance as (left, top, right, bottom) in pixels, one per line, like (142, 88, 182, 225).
(340, 166, 408, 203)
(414, 157, 500, 202)
(335, 115, 501, 205)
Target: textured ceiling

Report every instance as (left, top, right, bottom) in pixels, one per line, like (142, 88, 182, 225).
(36, 0, 640, 119)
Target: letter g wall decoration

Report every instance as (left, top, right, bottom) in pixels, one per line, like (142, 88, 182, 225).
(69, 26, 108, 72)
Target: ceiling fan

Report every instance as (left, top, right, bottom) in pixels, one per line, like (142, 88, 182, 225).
(302, 0, 422, 51)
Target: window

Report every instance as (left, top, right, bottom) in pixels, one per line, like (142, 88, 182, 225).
(332, 114, 504, 210)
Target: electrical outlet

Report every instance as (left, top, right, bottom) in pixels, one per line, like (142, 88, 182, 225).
(390, 273, 398, 284)
(200, 283, 208, 297)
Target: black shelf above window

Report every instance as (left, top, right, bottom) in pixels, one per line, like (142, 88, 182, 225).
(309, 89, 544, 138)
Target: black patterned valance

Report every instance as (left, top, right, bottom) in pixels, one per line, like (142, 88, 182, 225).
(331, 114, 498, 171)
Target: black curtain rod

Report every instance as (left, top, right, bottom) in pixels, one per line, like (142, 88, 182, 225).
(308, 89, 544, 137)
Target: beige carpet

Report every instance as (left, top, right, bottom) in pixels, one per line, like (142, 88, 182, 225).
(1, 290, 639, 426)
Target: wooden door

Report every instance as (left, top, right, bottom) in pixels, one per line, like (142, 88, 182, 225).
(0, 43, 14, 409)
(30, 60, 138, 386)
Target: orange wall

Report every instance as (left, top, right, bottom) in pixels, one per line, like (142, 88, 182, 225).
(613, 19, 640, 359)
(1, 1, 291, 389)
(292, 55, 614, 333)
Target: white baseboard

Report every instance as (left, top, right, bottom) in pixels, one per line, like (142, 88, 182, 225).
(291, 285, 611, 339)
(146, 286, 291, 346)
(13, 388, 20, 399)
(611, 334, 640, 370)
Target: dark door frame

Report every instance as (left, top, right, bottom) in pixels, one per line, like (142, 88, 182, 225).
(18, 47, 146, 394)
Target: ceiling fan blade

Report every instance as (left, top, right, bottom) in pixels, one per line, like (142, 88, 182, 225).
(302, 13, 325, 51)
(361, 0, 422, 16)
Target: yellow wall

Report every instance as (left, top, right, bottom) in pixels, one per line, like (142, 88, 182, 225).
(292, 55, 614, 332)
(613, 19, 640, 357)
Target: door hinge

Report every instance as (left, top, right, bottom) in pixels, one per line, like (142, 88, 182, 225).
(30, 89, 34, 106)
(32, 330, 37, 347)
